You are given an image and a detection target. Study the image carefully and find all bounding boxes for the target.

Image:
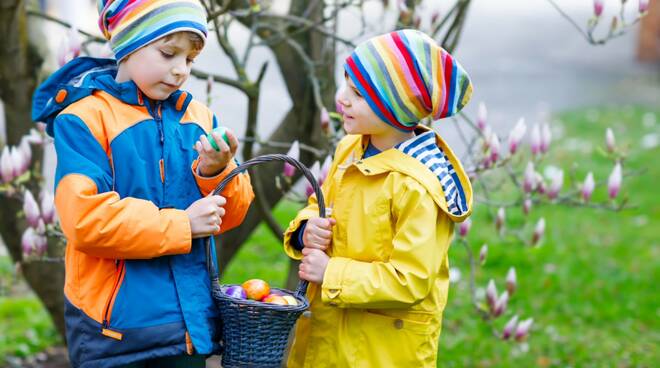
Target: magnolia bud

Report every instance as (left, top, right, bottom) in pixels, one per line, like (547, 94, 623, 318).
(523, 162, 536, 193)
(283, 141, 300, 178)
(607, 162, 622, 199)
(489, 134, 501, 163)
(496, 207, 505, 233)
(479, 244, 488, 265)
(540, 123, 552, 153)
(523, 198, 532, 216)
(486, 279, 497, 310)
(605, 128, 616, 153)
(514, 318, 534, 341)
(506, 267, 517, 295)
(459, 217, 472, 237)
(547, 169, 564, 200)
(532, 218, 546, 245)
(23, 190, 41, 228)
(594, 0, 604, 17)
(477, 102, 488, 131)
(582, 172, 595, 203)
(40, 190, 56, 225)
(21, 227, 36, 257)
(639, 0, 649, 13)
(0, 146, 14, 183)
(508, 118, 527, 155)
(493, 290, 509, 317)
(502, 315, 519, 340)
(530, 125, 541, 155)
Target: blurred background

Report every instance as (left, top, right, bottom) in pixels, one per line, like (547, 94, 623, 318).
(0, 0, 658, 367)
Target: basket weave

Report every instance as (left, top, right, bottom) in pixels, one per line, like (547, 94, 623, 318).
(206, 154, 326, 367)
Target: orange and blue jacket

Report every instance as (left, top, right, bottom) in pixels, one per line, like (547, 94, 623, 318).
(32, 57, 254, 368)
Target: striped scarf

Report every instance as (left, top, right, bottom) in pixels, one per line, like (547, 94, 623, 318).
(345, 29, 473, 132)
(98, 0, 208, 61)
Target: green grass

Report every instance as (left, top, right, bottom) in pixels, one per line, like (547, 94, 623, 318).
(0, 296, 61, 360)
(439, 105, 659, 367)
(1, 105, 657, 366)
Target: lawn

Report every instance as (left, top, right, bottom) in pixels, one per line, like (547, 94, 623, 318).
(1, 105, 657, 366)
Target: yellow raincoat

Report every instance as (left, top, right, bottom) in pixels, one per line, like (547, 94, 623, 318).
(283, 126, 473, 367)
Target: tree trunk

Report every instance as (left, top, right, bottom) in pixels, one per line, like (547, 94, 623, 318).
(0, 0, 66, 339)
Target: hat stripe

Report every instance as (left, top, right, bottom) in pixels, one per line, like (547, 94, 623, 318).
(441, 52, 454, 118)
(366, 42, 418, 122)
(391, 32, 432, 110)
(98, 0, 207, 61)
(378, 36, 427, 118)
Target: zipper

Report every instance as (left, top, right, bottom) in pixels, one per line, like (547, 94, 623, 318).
(101, 260, 125, 340)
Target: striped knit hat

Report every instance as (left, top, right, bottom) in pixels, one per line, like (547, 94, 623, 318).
(344, 29, 473, 132)
(98, 0, 208, 61)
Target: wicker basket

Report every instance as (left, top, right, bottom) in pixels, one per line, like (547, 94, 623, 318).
(205, 154, 326, 368)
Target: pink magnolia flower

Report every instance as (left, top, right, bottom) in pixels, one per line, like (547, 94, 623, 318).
(547, 169, 564, 200)
(320, 107, 330, 135)
(608, 162, 622, 199)
(532, 217, 546, 245)
(605, 128, 616, 153)
(523, 198, 532, 216)
(496, 207, 505, 233)
(40, 190, 56, 225)
(21, 227, 36, 257)
(459, 217, 472, 237)
(530, 125, 542, 155)
(506, 267, 517, 295)
(283, 141, 300, 178)
(477, 102, 488, 131)
(23, 190, 41, 228)
(507, 118, 527, 155)
(479, 244, 488, 265)
(502, 315, 519, 340)
(639, 0, 649, 13)
(594, 0, 604, 17)
(10, 147, 26, 178)
(486, 279, 498, 310)
(493, 290, 509, 317)
(1, 146, 14, 183)
(540, 123, 552, 153)
(582, 172, 595, 202)
(489, 134, 501, 163)
(514, 318, 534, 341)
(523, 162, 536, 193)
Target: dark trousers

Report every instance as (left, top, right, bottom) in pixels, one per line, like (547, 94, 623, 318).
(118, 355, 207, 368)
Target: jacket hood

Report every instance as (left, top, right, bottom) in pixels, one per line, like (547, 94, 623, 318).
(349, 125, 473, 222)
(32, 56, 189, 137)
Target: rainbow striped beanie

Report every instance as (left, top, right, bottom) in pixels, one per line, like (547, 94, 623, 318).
(98, 0, 208, 61)
(344, 29, 473, 131)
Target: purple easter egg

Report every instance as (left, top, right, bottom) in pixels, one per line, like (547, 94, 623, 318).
(225, 285, 247, 299)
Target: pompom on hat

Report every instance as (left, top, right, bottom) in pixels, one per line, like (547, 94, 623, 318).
(344, 29, 473, 132)
(98, 0, 208, 61)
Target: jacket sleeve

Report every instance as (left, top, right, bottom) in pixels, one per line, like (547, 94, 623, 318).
(190, 114, 254, 234)
(54, 113, 192, 260)
(320, 181, 454, 308)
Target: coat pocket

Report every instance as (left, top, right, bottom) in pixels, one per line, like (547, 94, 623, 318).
(354, 309, 439, 367)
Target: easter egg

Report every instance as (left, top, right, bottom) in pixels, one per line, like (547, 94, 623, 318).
(242, 279, 270, 301)
(224, 285, 246, 299)
(282, 295, 298, 306)
(262, 294, 288, 305)
(206, 127, 231, 151)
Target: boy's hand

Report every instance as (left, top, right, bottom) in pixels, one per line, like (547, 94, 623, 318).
(299, 248, 329, 284)
(186, 194, 226, 238)
(195, 128, 239, 177)
(302, 217, 336, 251)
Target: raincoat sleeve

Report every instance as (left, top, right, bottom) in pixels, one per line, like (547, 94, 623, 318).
(54, 113, 193, 259)
(321, 180, 454, 308)
(190, 114, 254, 234)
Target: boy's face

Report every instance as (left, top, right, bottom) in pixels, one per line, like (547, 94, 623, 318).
(338, 76, 390, 136)
(119, 32, 201, 101)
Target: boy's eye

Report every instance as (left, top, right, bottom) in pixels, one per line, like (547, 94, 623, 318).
(352, 88, 362, 98)
(160, 51, 174, 58)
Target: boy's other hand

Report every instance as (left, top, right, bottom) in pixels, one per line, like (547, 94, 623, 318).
(186, 194, 226, 238)
(303, 217, 336, 251)
(195, 128, 238, 177)
(299, 248, 329, 284)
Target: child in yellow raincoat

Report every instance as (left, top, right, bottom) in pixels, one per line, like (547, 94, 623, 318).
(283, 29, 474, 367)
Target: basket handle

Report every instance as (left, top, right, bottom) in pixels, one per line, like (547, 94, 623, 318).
(205, 154, 326, 298)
